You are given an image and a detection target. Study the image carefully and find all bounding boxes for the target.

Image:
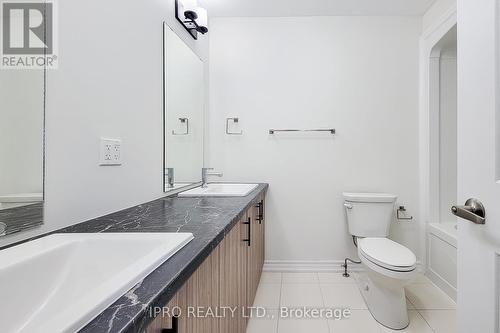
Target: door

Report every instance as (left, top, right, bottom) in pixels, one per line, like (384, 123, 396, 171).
(457, 1, 500, 332)
(220, 215, 249, 333)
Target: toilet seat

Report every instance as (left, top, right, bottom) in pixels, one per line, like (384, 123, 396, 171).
(358, 238, 416, 272)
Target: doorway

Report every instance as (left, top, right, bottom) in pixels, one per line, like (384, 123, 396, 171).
(426, 25, 458, 301)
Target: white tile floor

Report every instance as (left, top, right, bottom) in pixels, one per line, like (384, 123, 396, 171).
(247, 272, 456, 333)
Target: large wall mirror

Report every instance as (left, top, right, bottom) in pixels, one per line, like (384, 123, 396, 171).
(163, 23, 204, 192)
(0, 69, 45, 235)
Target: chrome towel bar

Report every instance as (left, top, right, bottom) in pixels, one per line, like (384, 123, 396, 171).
(269, 128, 335, 135)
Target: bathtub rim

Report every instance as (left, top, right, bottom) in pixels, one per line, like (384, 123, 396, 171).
(427, 222, 457, 248)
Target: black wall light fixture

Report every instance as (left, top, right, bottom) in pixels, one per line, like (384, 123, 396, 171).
(175, 0, 208, 40)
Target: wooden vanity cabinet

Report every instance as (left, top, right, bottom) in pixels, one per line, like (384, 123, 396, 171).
(145, 247, 220, 333)
(219, 216, 247, 333)
(146, 196, 266, 333)
(247, 195, 265, 307)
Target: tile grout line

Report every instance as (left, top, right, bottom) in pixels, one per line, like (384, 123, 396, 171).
(414, 307, 458, 333)
(413, 276, 457, 305)
(413, 310, 437, 333)
(406, 280, 453, 333)
(406, 294, 417, 310)
(275, 273, 283, 333)
(316, 273, 338, 333)
(318, 274, 334, 333)
(265, 272, 452, 333)
(406, 279, 444, 332)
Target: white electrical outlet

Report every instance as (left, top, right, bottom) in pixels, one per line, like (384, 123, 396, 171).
(99, 138, 122, 166)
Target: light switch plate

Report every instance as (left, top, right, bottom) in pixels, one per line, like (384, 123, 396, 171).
(99, 138, 122, 166)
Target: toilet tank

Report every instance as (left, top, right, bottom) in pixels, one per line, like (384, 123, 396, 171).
(343, 193, 397, 238)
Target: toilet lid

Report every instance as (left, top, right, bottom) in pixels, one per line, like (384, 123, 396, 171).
(359, 238, 416, 271)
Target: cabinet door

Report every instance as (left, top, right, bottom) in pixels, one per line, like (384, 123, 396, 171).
(246, 207, 258, 306)
(145, 195, 266, 333)
(198, 246, 220, 333)
(177, 246, 220, 333)
(146, 247, 219, 333)
(239, 214, 250, 333)
(145, 295, 178, 333)
(248, 197, 266, 306)
(220, 219, 248, 333)
(257, 196, 265, 283)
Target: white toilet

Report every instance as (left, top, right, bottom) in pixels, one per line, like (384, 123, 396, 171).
(343, 193, 417, 330)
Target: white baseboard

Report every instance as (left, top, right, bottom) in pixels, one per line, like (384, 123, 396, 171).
(263, 260, 364, 273)
(426, 268, 457, 301)
(263, 260, 424, 274)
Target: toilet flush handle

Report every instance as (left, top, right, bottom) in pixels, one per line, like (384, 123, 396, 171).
(344, 203, 353, 210)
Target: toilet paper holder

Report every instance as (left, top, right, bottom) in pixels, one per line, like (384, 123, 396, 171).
(397, 206, 413, 220)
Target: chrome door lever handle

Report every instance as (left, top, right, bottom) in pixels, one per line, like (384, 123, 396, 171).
(451, 198, 486, 225)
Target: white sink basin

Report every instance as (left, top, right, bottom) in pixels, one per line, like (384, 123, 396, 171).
(0, 232, 193, 333)
(178, 183, 259, 197)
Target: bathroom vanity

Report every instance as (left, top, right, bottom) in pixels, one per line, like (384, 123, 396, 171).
(0, 186, 267, 333)
(146, 190, 266, 333)
(45, 184, 268, 333)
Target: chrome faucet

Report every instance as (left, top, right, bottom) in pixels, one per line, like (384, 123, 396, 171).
(165, 168, 175, 188)
(202, 168, 223, 188)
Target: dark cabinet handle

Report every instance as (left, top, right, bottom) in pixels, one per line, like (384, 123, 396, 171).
(255, 200, 264, 224)
(162, 316, 179, 333)
(243, 217, 251, 246)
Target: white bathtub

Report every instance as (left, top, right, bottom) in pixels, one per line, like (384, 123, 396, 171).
(427, 222, 457, 301)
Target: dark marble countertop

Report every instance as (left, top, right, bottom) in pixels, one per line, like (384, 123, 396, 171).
(52, 183, 268, 333)
(0, 202, 43, 235)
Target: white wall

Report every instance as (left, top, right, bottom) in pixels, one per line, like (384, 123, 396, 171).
(422, 0, 456, 33)
(439, 50, 457, 224)
(0, 70, 44, 196)
(0, 0, 209, 247)
(0, 11, 44, 197)
(208, 16, 422, 265)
